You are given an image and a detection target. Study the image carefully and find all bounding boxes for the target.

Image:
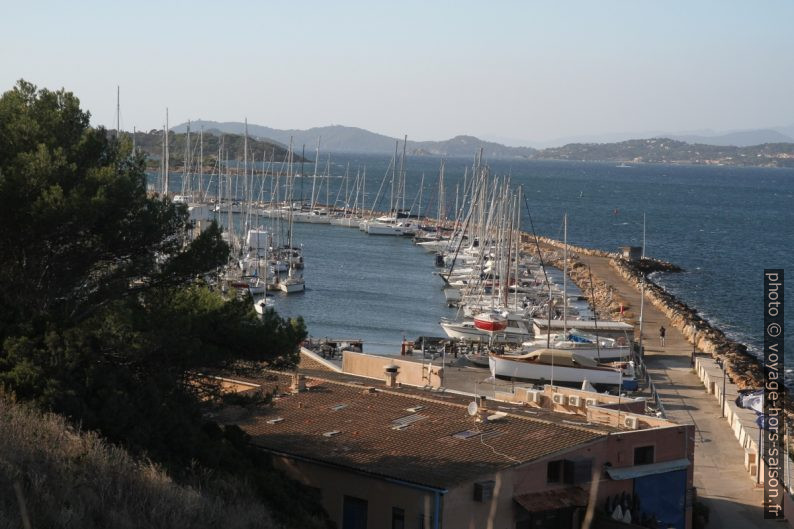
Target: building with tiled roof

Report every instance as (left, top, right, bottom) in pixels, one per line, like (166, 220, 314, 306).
(215, 370, 694, 529)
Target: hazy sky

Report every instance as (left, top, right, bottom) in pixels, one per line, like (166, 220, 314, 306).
(2, 0, 793, 144)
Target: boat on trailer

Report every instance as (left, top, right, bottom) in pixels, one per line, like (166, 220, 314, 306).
(489, 349, 637, 390)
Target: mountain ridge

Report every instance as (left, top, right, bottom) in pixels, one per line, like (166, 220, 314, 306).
(170, 120, 794, 167)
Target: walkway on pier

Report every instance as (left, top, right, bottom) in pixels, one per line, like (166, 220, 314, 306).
(580, 254, 780, 529)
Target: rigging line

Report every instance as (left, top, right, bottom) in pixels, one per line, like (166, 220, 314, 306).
(587, 264, 602, 361)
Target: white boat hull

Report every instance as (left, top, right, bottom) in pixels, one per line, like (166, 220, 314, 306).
(279, 280, 305, 293)
(440, 321, 532, 344)
(489, 354, 625, 387)
(367, 222, 404, 235)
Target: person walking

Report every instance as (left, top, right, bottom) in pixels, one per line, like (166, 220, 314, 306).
(659, 325, 666, 347)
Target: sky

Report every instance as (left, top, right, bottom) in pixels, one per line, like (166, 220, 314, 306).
(2, 0, 793, 145)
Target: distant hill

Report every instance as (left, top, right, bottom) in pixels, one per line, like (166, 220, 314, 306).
(171, 121, 537, 159)
(671, 129, 794, 147)
(169, 121, 794, 167)
(410, 135, 535, 158)
(126, 129, 305, 166)
(171, 122, 397, 154)
(531, 138, 794, 167)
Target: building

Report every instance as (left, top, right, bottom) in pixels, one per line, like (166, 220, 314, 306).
(216, 365, 694, 529)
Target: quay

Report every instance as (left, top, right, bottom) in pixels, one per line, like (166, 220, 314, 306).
(577, 253, 781, 528)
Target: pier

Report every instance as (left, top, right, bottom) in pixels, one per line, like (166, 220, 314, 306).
(578, 253, 779, 528)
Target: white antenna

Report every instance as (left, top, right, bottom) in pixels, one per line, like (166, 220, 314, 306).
(467, 401, 479, 417)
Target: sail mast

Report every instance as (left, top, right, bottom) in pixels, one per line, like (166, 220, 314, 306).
(199, 125, 204, 201)
(563, 212, 568, 336)
(164, 108, 169, 196)
(400, 135, 407, 214)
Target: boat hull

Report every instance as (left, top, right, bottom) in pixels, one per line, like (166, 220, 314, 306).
(473, 313, 508, 332)
(279, 280, 305, 293)
(489, 354, 627, 388)
(440, 321, 532, 344)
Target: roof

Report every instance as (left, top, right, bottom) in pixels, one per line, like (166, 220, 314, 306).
(514, 487, 589, 512)
(605, 458, 691, 480)
(298, 348, 342, 373)
(218, 372, 614, 489)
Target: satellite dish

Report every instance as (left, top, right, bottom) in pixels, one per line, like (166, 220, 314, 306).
(467, 401, 479, 416)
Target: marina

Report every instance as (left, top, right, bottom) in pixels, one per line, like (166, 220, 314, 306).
(138, 131, 794, 529)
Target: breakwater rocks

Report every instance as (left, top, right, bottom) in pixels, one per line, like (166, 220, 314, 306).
(609, 258, 765, 391)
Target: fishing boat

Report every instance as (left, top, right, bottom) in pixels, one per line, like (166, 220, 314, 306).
(473, 311, 508, 332)
(489, 349, 637, 390)
(440, 314, 532, 344)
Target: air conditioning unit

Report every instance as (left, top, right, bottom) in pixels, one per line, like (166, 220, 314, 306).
(525, 389, 542, 403)
(623, 416, 639, 430)
(552, 393, 566, 405)
(585, 398, 598, 407)
(568, 395, 581, 407)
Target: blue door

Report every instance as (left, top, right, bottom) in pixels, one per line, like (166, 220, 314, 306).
(634, 469, 687, 529)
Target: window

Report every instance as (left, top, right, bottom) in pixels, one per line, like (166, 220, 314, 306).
(547, 459, 562, 483)
(343, 495, 368, 529)
(634, 445, 655, 465)
(392, 507, 405, 529)
(417, 514, 433, 529)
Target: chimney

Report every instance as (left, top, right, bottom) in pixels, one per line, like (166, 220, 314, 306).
(384, 364, 399, 388)
(291, 373, 306, 393)
(477, 395, 489, 423)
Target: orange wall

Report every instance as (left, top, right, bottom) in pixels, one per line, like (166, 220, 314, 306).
(342, 351, 444, 388)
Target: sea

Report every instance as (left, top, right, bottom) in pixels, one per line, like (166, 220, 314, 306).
(150, 155, 793, 364)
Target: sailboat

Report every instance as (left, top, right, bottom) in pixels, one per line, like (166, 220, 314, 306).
(276, 140, 305, 294)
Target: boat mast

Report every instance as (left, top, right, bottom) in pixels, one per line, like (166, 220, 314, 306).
(300, 144, 306, 205)
(116, 85, 120, 138)
(199, 125, 204, 201)
(400, 135, 407, 214)
(390, 139, 398, 216)
(563, 212, 568, 337)
(288, 137, 295, 249)
(638, 211, 647, 352)
(311, 137, 320, 210)
(183, 121, 190, 196)
(164, 108, 169, 196)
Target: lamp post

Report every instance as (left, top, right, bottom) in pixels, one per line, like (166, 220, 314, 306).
(722, 361, 727, 419)
(691, 323, 696, 368)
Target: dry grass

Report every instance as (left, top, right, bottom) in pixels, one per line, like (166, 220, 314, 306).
(0, 394, 282, 529)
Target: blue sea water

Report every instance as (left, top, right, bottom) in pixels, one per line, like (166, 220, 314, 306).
(152, 156, 794, 362)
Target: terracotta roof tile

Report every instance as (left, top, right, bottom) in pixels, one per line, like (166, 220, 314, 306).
(219, 372, 613, 489)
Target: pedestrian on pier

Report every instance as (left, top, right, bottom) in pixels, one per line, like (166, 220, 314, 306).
(659, 325, 666, 347)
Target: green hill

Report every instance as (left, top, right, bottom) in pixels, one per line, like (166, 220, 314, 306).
(124, 129, 308, 168)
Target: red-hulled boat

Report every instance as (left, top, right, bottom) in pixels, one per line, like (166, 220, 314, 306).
(473, 311, 508, 332)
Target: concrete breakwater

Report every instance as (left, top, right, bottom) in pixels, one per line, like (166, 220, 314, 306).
(609, 258, 765, 390)
(527, 235, 765, 389)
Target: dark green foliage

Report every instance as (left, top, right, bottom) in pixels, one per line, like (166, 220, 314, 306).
(0, 81, 325, 528)
(125, 129, 308, 168)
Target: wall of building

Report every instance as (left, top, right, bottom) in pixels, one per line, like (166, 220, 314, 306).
(273, 455, 440, 529)
(270, 420, 694, 529)
(441, 427, 694, 529)
(342, 351, 443, 388)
